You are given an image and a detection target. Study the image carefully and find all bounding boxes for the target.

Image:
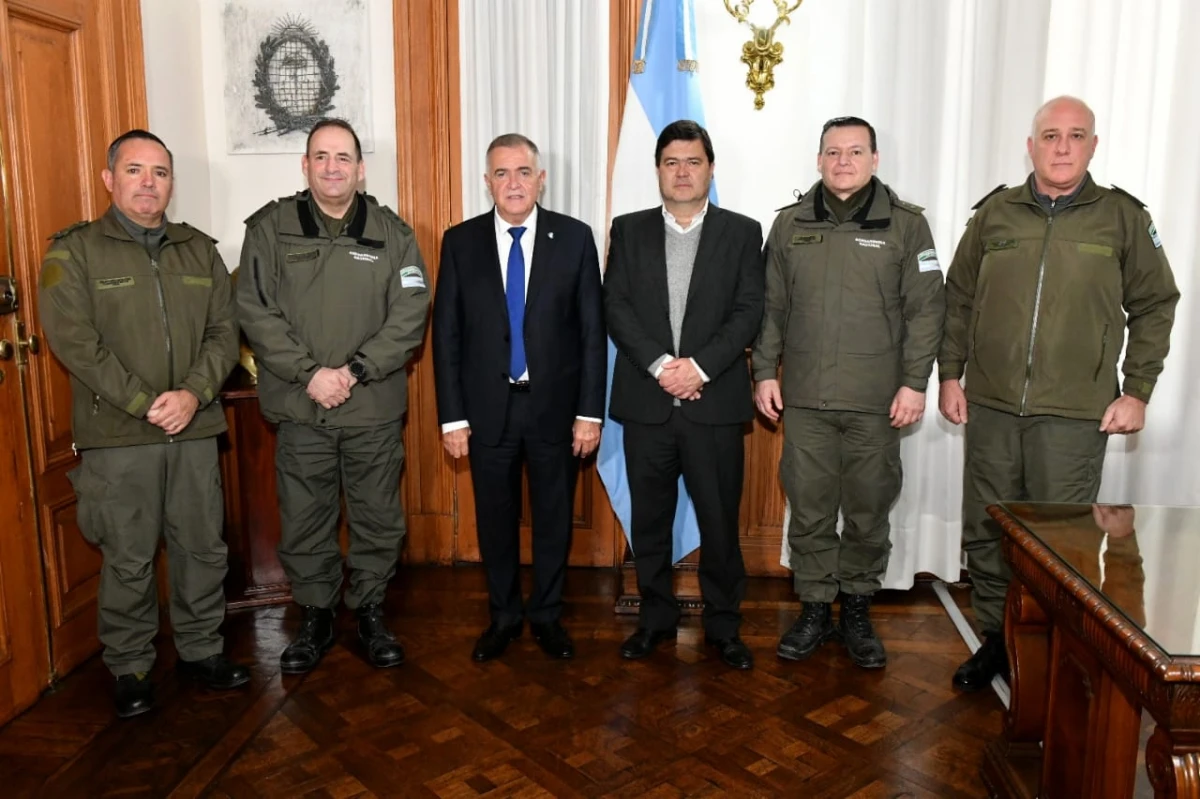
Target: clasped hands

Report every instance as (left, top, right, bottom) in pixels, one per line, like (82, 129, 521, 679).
(307, 365, 358, 410)
(659, 357, 704, 401)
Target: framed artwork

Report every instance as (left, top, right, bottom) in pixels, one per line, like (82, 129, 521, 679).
(222, 0, 374, 154)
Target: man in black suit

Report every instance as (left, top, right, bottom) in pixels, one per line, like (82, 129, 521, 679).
(605, 120, 765, 670)
(433, 133, 606, 662)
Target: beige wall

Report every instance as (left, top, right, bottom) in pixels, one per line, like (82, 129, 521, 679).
(140, 0, 399, 271)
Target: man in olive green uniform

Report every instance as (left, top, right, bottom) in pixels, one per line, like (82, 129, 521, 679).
(753, 117, 945, 669)
(39, 130, 248, 719)
(939, 96, 1179, 691)
(237, 119, 430, 674)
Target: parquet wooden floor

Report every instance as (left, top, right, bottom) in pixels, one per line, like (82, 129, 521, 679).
(0, 567, 1001, 798)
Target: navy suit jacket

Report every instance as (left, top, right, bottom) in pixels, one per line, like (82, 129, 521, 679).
(433, 206, 606, 446)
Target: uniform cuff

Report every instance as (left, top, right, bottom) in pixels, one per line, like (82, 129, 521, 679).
(1122, 377, 1154, 403)
(938, 363, 964, 382)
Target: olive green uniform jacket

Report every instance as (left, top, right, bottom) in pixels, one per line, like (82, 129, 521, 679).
(38, 208, 238, 450)
(236, 191, 430, 427)
(752, 177, 946, 413)
(939, 175, 1179, 420)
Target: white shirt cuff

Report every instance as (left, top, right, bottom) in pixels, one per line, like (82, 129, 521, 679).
(576, 416, 602, 424)
(441, 420, 469, 433)
(650, 353, 672, 378)
(691, 358, 710, 383)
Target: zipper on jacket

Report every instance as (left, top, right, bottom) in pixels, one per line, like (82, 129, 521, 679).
(150, 257, 175, 387)
(1019, 209, 1055, 414)
(1093, 324, 1109, 380)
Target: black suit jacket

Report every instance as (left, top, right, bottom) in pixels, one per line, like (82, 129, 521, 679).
(433, 206, 606, 446)
(605, 204, 764, 425)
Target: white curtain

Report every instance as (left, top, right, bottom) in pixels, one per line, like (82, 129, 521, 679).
(458, 0, 1200, 585)
(458, 0, 610, 251)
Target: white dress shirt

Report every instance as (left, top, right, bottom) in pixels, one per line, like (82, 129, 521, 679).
(441, 206, 601, 433)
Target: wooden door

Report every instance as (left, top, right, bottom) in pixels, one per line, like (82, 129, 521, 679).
(0, 133, 51, 727)
(0, 0, 147, 676)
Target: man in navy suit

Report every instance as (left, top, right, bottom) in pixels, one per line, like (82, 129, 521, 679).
(433, 133, 606, 662)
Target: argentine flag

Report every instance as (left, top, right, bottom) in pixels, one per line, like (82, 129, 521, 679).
(597, 0, 712, 563)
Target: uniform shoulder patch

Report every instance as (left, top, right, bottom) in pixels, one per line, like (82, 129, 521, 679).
(892, 198, 925, 215)
(1109, 185, 1147, 208)
(971, 184, 1008, 210)
(177, 221, 219, 244)
(49, 220, 89, 240)
(243, 199, 280, 228)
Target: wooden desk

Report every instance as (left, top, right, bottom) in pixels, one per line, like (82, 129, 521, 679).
(984, 502, 1200, 799)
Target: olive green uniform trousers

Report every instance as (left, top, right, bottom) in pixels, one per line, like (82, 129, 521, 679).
(963, 403, 1108, 632)
(69, 438, 227, 676)
(781, 408, 902, 602)
(275, 421, 406, 610)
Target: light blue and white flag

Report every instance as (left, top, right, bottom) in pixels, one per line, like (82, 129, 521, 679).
(597, 0, 715, 563)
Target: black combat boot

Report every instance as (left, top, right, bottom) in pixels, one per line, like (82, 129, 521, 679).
(776, 601, 835, 661)
(838, 594, 887, 669)
(280, 605, 336, 674)
(357, 604, 405, 668)
(953, 631, 1008, 691)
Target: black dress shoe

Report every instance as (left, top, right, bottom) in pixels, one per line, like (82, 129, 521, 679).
(280, 605, 336, 675)
(705, 635, 754, 670)
(472, 621, 523, 662)
(178, 654, 251, 689)
(114, 673, 155, 719)
(619, 627, 677, 659)
(531, 621, 575, 659)
(777, 602, 835, 661)
(953, 631, 1008, 692)
(357, 604, 405, 668)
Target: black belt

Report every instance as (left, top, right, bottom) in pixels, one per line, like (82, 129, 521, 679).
(509, 380, 531, 393)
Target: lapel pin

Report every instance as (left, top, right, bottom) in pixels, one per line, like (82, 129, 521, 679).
(547, 231, 554, 239)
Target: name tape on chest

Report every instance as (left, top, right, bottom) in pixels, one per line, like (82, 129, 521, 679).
(917, 248, 941, 272)
(399, 265, 426, 289)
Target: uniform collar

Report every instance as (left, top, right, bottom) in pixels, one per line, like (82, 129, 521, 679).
(100, 206, 194, 244)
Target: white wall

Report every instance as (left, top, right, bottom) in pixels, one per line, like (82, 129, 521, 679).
(140, 0, 399, 271)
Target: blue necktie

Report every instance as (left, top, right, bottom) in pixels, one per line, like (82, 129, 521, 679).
(506, 226, 527, 379)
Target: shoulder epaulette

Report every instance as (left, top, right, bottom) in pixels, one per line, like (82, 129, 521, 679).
(971, 184, 1008, 210)
(178, 221, 219, 244)
(1110, 185, 1147, 208)
(49, 220, 89, 240)
(892, 198, 925, 215)
(774, 189, 806, 213)
(368, 197, 413, 234)
(243, 199, 280, 228)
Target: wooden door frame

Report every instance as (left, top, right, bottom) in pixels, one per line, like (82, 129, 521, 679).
(0, 0, 149, 678)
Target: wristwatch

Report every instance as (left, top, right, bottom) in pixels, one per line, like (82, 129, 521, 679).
(348, 358, 368, 383)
